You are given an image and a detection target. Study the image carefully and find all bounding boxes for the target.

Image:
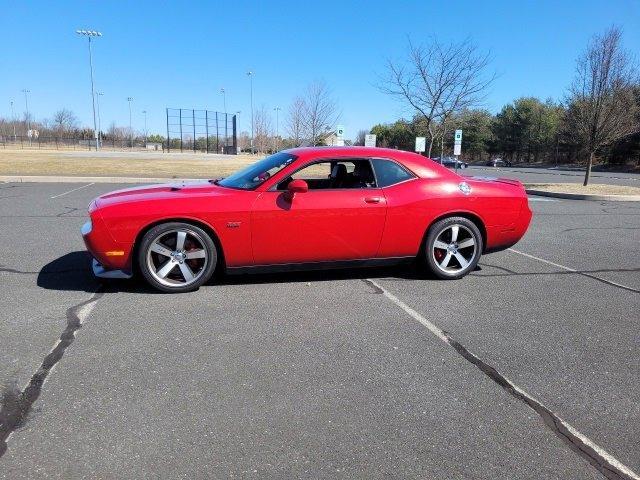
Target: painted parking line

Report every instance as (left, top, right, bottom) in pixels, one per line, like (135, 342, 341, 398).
(508, 248, 639, 294)
(50, 183, 95, 199)
(365, 278, 640, 480)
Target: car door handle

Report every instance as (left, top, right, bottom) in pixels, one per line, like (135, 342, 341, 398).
(364, 196, 382, 204)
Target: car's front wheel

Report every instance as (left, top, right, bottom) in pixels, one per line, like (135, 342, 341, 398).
(138, 222, 217, 293)
(424, 217, 482, 279)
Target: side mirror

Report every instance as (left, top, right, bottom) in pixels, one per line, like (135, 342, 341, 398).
(284, 179, 308, 202)
(288, 179, 308, 194)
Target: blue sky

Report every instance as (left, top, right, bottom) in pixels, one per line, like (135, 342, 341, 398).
(1, 0, 638, 139)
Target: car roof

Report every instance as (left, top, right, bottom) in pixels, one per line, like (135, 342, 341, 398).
(283, 146, 457, 180)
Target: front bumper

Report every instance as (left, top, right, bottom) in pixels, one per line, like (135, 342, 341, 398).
(92, 258, 132, 279)
(82, 219, 133, 279)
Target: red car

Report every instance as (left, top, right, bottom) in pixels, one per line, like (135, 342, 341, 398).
(82, 147, 532, 293)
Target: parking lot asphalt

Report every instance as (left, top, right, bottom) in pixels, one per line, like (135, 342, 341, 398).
(463, 165, 640, 187)
(0, 177, 638, 479)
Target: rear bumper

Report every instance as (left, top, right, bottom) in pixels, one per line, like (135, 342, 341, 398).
(485, 200, 532, 253)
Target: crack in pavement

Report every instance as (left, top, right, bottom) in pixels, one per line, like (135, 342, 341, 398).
(363, 278, 639, 480)
(0, 288, 104, 459)
(56, 207, 80, 217)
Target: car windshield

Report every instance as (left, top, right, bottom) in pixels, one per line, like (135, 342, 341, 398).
(217, 152, 297, 190)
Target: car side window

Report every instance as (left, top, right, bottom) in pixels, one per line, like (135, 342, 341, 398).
(371, 159, 415, 187)
(276, 160, 377, 190)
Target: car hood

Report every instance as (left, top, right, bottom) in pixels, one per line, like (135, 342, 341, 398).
(94, 180, 231, 208)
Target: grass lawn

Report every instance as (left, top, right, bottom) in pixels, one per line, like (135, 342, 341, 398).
(0, 148, 257, 178)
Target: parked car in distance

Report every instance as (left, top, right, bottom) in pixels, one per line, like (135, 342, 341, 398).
(434, 156, 468, 169)
(486, 158, 512, 167)
(82, 146, 532, 293)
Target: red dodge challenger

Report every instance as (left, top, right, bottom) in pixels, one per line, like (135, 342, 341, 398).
(82, 147, 532, 293)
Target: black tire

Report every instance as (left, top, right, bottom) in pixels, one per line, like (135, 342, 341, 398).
(423, 216, 483, 280)
(138, 222, 217, 293)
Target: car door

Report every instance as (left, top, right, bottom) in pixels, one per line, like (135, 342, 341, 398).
(250, 159, 387, 265)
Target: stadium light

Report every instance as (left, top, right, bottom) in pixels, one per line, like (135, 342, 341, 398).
(76, 29, 102, 151)
(246, 71, 254, 153)
(220, 88, 227, 114)
(21, 89, 31, 143)
(95, 92, 104, 148)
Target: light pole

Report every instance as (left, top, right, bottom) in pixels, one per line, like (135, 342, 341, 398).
(273, 106, 281, 152)
(127, 97, 133, 148)
(220, 88, 227, 114)
(95, 92, 103, 148)
(220, 88, 227, 146)
(21, 89, 31, 141)
(76, 29, 102, 151)
(235, 111, 241, 152)
(10, 100, 16, 141)
(142, 110, 147, 147)
(246, 71, 254, 153)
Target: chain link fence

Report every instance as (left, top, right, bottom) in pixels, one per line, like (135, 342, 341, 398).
(166, 108, 237, 154)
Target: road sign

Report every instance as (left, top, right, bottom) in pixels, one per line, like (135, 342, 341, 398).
(415, 137, 426, 153)
(453, 129, 462, 156)
(364, 134, 376, 147)
(336, 125, 345, 146)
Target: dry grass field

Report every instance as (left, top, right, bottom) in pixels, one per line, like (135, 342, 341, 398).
(525, 182, 640, 195)
(0, 148, 256, 178)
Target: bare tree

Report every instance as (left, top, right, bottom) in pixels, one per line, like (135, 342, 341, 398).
(254, 105, 273, 153)
(353, 129, 368, 146)
(379, 38, 494, 156)
(286, 96, 306, 147)
(302, 81, 340, 146)
(53, 108, 77, 134)
(566, 27, 639, 185)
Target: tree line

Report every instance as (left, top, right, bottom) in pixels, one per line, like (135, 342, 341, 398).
(374, 27, 639, 184)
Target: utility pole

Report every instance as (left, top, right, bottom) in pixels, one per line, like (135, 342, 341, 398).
(246, 71, 254, 153)
(273, 106, 281, 152)
(127, 97, 134, 148)
(76, 29, 102, 151)
(95, 92, 103, 148)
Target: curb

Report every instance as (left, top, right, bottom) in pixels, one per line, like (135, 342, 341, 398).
(1, 175, 205, 184)
(525, 189, 640, 202)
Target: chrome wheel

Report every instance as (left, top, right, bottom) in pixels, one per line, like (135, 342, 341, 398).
(431, 224, 477, 274)
(146, 228, 208, 287)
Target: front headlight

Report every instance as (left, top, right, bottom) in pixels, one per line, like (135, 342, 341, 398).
(81, 219, 93, 236)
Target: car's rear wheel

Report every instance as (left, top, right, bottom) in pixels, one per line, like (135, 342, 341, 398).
(424, 217, 482, 279)
(138, 222, 217, 293)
